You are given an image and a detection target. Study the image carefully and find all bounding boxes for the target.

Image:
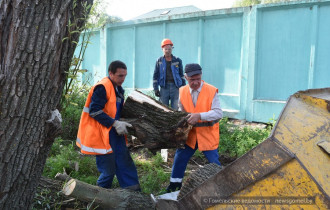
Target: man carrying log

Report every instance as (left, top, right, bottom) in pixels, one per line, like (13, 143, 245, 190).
(76, 60, 140, 191)
(166, 63, 223, 192)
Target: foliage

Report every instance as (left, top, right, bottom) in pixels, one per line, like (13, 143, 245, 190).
(32, 188, 62, 210)
(133, 151, 170, 195)
(61, 0, 92, 106)
(234, 0, 261, 7)
(87, 0, 122, 28)
(33, 186, 88, 210)
(43, 138, 99, 185)
(138, 155, 170, 194)
(234, 0, 294, 7)
(218, 118, 271, 157)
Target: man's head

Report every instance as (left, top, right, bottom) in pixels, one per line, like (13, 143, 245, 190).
(184, 63, 202, 90)
(161, 38, 173, 57)
(108, 60, 127, 87)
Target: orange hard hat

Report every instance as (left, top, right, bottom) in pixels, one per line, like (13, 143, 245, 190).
(161, 38, 173, 48)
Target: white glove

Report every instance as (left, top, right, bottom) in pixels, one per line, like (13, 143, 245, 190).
(113, 120, 132, 135)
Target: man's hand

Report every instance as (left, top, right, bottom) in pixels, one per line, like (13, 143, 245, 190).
(113, 120, 132, 135)
(187, 113, 201, 125)
(154, 90, 160, 97)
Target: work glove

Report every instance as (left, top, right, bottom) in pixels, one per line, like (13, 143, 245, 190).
(154, 90, 160, 97)
(113, 120, 132, 135)
(187, 113, 201, 125)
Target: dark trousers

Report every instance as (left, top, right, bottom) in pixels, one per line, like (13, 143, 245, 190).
(170, 144, 221, 183)
(96, 134, 140, 190)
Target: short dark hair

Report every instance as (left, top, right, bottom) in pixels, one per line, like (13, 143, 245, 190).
(108, 60, 127, 74)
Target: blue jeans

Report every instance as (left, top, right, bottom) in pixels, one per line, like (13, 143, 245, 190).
(170, 144, 221, 182)
(160, 82, 179, 110)
(96, 132, 140, 190)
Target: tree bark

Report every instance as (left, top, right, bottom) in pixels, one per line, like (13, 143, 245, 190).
(0, 0, 93, 208)
(63, 178, 154, 209)
(177, 163, 222, 200)
(36, 176, 90, 209)
(122, 90, 192, 149)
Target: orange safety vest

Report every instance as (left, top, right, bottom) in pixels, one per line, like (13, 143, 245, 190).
(180, 82, 220, 151)
(76, 77, 116, 155)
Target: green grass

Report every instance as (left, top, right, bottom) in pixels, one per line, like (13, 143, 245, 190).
(43, 138, 99, 185)
(43, 139, 170, 195)
(133, 151, 170, 195)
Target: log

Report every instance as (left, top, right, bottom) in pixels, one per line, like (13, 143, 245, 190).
(62, 178, 154, 209)
(37, 177, 89, 209)
(122, 90, 192, 149)
(177, 163, 223, 200)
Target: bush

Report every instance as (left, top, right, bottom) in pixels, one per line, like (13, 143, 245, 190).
(218, 118, 270, 157)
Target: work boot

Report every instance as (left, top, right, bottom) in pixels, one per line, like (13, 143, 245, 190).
(166, 182, 182, 193)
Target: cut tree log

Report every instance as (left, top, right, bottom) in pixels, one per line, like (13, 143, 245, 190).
(62, 178, 154, 209)
(122, 90, 192, 149)
(177, 163, 223, 200)
(37, 176, 89, 209)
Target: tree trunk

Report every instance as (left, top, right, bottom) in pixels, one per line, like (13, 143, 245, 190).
(0, 0, 93, 208)
(36, 176, 90, 209)
(63, 178, 154, 209)
(122, 90, 192, 149)
(177, 163, 222, 200)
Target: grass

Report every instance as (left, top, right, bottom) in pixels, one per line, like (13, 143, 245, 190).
(133, 151, 171, 195)
(43, 138, 99, 185)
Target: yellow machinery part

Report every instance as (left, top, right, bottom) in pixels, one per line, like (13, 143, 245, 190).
(273, 89, 330, 196)
(210, 159, 329, 210)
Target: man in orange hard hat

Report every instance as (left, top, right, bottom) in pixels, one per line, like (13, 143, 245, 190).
(153, 38, 185, 110)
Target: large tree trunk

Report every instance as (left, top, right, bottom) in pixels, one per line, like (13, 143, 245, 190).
(122, 90, 192, 149)
(0, 0, 93, 208)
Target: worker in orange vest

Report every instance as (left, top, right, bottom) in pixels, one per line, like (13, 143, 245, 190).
(76, 60, 140, 191)
(166, 63, 223, 192)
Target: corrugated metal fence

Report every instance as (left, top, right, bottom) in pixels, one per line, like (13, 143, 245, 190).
(78, 0, 330, 123)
